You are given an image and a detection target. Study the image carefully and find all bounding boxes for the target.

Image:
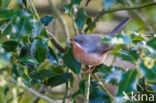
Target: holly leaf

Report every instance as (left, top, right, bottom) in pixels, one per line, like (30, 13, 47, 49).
(40, 15, 54, 26)
(117, 69, 137, 96)
(46, 73, 73, 87)
(2, 40, 18, 51)
(75, 8, 87, 32)
(63, 48, 81, 74)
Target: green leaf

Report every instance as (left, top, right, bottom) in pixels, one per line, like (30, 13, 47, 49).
(102, 0, 116, 9)
(147, 37, 156, 49)
(0, 9, 32, 19)
(72, 89, 81, 102)
(79, 80, 85, 94)
(132, 35, 146, 44)
(11, 16, 34, 40)
(19, 45, 29, 59)
(75, 8, 87, 32)
(116, 0, 125, 4)
(21, 56, 39, 65)
(46, 73, 73, 87)
(96, 65, 123, 85)
(0, 0, 10, 9)
(48, 47, 58, 62)
(11, 64, 30, 84)
(65, 0, 82, 14)
(117, 69, 137, 96)
(120, 48, 139, 63)
(30, 40, 48, 63)
(2, 40, 18, 51)
(90, 82, 111, 103)
(139, 60, 156, 80)
(63, 48, 81, 74)
(29, 69, 56, 84)
(40, 15, 54, 26)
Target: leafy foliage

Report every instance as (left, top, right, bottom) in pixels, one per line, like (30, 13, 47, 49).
(0, 0, 156, 103)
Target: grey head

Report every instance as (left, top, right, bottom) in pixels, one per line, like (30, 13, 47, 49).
(72, 34, 103, 52)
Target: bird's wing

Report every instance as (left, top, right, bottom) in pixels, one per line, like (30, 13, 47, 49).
(86, 34, 114, 54)
(97, 43, 114, 54)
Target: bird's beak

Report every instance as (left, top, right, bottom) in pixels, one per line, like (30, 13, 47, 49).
(70, 38, 74, 41)
(70, 38, 76, 42)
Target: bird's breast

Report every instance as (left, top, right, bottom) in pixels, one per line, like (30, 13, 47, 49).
(72, 42, 107, 65)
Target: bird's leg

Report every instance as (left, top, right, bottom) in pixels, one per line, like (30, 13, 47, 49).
(85, 65, 97, 74)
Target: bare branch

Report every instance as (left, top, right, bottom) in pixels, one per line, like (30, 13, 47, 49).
(47, 0, 70, 46)
(47, 30, 65, 53)
(8, 78, 53, 103)
(84, 2, 156, 33)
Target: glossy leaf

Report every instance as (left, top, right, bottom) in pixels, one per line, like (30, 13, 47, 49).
(117, 69, 137, 96)
(132, 35, 146, 44)
(2, 40, 18, 51)
(147, 37, 156, 49)
(90, 82, 111, 103)
(46, 73, 73, 87)
(21, 56, 39, 65)
(63, 48, 81, 74)
(29, 69, 56, 84)
(40, 15, 54, 26)
(30, 40, 48, 63)
(48, 47, 58, 62)
(75, 8, 87, 31)
(139, 60, 156, 80)
(0, 9, 32, 19)
(65, 0, 82, 14)
(120, 48, 139, 63)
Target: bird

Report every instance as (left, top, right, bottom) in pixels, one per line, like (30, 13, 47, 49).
(71, 17, 130, 73)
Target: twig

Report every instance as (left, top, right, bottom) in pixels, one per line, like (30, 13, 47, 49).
(93, 74, 116, 102)
(27, 0, 40, 19)
(84, 2, 156, 33)
(62, 69, 69, 103)
(47, 0, 70, 46)
(85, 0, 92, 7)
(52, 19, 56, 36)
(84, 73, 91, 103)
(8, 78, 53, 103)
(126, 0, 155, 33)
(47, 30, 65, 53)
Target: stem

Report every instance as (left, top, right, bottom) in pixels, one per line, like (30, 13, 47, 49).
(93, 74, 116, 102)
(62, 69, 69, 103)
(27, 0, 40, 20)
(84, 73, 91, 103)
(47, 0, 70, 46)
(84, 2, 156, 33)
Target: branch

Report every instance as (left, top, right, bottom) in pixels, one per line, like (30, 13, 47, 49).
(47, 0, 70, 46)
(84, 2, 156, 33)
(126, 0, 155, 33)
(84, 73, 91, 103)
(47, 30, 65, 53)
(27, 0, 40, 19)
(93, 74, 116, 102)
(8, 78, 53, 103)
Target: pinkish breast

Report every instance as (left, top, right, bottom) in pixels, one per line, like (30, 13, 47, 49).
(72, 42, 107, 66)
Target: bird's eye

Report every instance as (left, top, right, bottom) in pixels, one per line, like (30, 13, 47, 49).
(79, 40, 83, 44)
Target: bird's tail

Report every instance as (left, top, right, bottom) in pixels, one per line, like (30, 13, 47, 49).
(107, 17, 130, 37)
